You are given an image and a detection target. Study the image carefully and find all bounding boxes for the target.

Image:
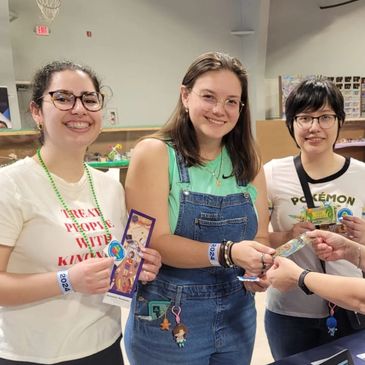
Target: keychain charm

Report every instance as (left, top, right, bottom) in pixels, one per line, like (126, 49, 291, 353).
(171, 306, 188, 347)
(160, 313, 171, 331)
(326, 303, 338, 336)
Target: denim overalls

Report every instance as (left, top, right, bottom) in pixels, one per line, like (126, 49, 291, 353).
(125, 149, 258, 365)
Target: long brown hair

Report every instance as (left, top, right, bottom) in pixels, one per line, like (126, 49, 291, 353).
(151, 51, 260, 183)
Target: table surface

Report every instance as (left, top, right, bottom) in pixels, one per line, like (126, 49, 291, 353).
(268, 329, 365, 365)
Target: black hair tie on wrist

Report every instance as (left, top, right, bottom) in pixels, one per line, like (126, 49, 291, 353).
(298, 269, 313, 295)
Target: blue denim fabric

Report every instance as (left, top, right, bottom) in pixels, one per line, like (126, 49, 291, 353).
(265, 309, 362, 360)
(124, 152, 258, 365)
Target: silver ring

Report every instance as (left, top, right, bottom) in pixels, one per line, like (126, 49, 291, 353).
(261, 253, 265, 269)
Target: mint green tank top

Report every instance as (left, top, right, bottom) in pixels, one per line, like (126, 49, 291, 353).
(167, 144, 257, 233)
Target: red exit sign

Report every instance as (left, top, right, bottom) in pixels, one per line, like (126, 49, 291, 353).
(35, 25, 50, 36)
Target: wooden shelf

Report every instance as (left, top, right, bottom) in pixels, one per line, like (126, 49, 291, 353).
(335, 141, 365, 149)
(0, 130, 39, 136)
(0, 126, 160, 137)
(101, 126, 160, 133)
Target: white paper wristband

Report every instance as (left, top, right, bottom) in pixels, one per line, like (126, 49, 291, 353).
(208, 243, 221, 267)
(57, 270, 73, 295)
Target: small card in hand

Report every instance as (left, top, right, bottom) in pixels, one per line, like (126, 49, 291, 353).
(273, 233, 311, 258)
(237, 275, 261, 282)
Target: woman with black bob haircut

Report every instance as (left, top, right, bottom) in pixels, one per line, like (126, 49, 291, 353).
(285, 78, 345, 148)
(264, 77, 365, 360)
(123, 51, 274, 365)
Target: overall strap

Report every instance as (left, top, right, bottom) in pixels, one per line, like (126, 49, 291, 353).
(175, 150, 190, 184)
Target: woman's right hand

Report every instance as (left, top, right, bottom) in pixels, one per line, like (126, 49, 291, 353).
(68, 257, 115, 294)
(231, 241, 275, 275)
(306, 229, 355, 262)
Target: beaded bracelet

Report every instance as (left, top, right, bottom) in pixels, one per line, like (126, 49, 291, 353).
(57, 270, 74, 295)
(224, 241, 235, 267)
(218, 240, 236, 268)
(218, 241, 227, 267)
(228, 241, 236, 266)
(208, 243, 221, 266)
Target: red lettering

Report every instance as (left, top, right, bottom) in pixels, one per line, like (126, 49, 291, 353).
(106, 219, 114, 228)
(58, 256, 68, 266)
(88, 208, 100, 217)
(88, 222, 98, 231)
(76, 236, 89, 249)
(72, 210, 82, 218)
(80, 222, 91, 232)
(89, 234, 109, 247)
(58, 250, 104, 266)
(61, 209, 69, 218)
(64, 223, 80, 233)
(75, 254, 83, 263)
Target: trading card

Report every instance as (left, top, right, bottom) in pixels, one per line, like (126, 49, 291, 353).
(273, 233, 311, 258)
(305, 205, 336, 226)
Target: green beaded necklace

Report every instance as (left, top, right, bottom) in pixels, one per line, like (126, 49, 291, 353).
(36, 148, 111, 257)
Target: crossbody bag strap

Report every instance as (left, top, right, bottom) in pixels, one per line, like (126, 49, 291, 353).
(293, 154, 327, 272)
(293, 154, 316, 209)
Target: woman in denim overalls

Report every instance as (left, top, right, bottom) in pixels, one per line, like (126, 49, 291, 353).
(124, 52, 274, 365)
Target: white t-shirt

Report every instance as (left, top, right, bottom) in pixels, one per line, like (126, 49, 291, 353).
(265, 156, 365, 318)
(0, 157, 127, 363)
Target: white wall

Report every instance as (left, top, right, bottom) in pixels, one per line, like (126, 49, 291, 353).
(8, 0, 270, 128)
(0, 0, 21, 129)
(239, 0, 270, 124)
(266, 0, 365, 76)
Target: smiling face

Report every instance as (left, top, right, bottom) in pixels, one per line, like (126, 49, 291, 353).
(293, 104, 339, 157)
(31, 69, 103, 153)
(181, 69, 242, 145)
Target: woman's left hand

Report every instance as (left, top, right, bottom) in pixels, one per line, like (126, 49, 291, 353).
(138, 247, 162, 282)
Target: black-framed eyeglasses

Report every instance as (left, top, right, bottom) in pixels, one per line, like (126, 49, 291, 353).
(43, 90, 104, 112)
(190, 89, 244, 114)
(294, 114, 337, 129)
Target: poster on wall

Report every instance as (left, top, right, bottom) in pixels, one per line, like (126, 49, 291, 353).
(327, 76, 361, 118)
(279, 75, 315, 118)
(0, 87, 12, 129)
(280, 75, 364, 119)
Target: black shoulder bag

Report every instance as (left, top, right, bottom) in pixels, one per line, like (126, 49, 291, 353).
(294, 154, 365, 330)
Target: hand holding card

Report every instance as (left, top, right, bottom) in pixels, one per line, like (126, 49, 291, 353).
(103, 209, 155, 307)
(237, 233, 311, 283)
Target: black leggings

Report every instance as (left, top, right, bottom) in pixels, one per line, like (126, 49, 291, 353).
(0, 335, 124, 365)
